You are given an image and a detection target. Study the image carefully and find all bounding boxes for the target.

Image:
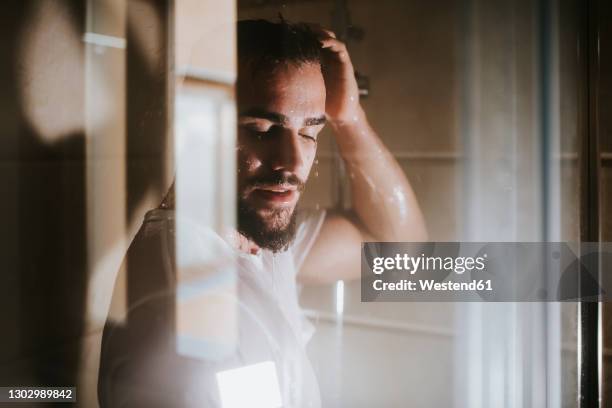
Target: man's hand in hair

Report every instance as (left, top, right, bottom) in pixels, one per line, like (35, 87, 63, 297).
(316, 29, 362, 124)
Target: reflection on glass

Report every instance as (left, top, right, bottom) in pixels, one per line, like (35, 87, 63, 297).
(4, 0, 590, 406)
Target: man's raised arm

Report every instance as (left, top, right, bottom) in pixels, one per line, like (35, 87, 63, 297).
(299, 29, 427, 284)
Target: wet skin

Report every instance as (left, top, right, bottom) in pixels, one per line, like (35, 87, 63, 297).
(237, 62, 326, 232)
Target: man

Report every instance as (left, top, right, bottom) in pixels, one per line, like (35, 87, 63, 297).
(235, 19, 425, 273)
(99, 19, 426, 407)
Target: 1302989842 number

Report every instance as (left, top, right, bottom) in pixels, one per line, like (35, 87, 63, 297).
(1, 387, 75, 402)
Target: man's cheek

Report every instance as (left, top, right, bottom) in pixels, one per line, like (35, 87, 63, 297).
(237, 149, 261, 174)
(303, 147, 317, 176)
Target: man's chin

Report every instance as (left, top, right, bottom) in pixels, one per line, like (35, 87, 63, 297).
(237, 201, 299, 253)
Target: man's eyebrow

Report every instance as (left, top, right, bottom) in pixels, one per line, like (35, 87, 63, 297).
(239, 109, 326, 127)
(303, 115, 326, 126)
(239, 108, 289, 125)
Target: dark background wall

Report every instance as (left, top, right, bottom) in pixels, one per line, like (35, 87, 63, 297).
(0, 0, 88, 389)
(0, 2, 171, 407)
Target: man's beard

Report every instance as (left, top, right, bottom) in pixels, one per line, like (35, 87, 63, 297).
(237, 172, 304, 253)
(237, 200, 299, 253)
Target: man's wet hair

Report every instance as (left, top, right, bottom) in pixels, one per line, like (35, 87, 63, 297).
(237, 19, 322, 70)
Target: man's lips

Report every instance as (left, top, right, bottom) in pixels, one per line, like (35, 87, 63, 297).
(248, 184, 299, 204)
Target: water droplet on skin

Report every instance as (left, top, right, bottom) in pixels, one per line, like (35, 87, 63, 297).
(314, 159, 319, 165)
(313, 171, 319, 177)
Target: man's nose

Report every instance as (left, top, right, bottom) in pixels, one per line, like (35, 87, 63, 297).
(270, 129, 304, 172)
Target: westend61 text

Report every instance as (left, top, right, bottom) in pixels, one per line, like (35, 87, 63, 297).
(373, 279, 493, 292)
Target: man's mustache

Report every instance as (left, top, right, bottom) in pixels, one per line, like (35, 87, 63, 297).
(244, 173, 305, 192)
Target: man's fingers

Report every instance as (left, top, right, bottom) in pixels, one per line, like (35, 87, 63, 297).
(320, 38, 347, 53)
(321, 28, 337, 39)
(303, 24, 349, 63)
(320, 38, 351, 64)
(305, 23, 337, 40)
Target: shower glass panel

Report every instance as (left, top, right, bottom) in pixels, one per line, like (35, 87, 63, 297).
(3, 0, 596, 406)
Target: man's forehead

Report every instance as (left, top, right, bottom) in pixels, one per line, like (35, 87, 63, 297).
(238, 61, 324, 96)
(237, 62, 326, 121)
